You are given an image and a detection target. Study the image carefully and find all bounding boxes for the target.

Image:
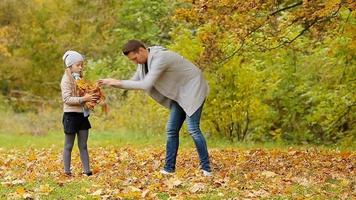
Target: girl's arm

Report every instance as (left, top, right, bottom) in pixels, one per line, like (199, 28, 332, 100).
(61, 78, 84, 105)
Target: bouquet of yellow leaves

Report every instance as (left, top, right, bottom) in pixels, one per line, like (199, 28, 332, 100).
(76, 79, 108, 113)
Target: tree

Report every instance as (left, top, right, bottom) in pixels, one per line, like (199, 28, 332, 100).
(171, 0, 355, 143)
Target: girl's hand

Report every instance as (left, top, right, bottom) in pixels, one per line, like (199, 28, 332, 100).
(82, 93, 99, 102)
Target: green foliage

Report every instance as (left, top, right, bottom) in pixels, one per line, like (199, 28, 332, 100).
(104, 91, 168, 134)
(167, 27, 204, 62)
(0, 0, 354, 145)
(0, 0, 177, 110)
(114, 0, 177, 45)
(168, 1, 356, 145)
(0, 95, 9, 112)
(203, 56, 274, 142)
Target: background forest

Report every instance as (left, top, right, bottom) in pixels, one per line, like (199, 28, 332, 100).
(0, 1, 355, 199)
(0, 0, 355, 146)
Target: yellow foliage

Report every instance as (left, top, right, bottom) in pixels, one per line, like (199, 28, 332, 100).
(0, 26, 11, 57)
(76, 79, 107, 112)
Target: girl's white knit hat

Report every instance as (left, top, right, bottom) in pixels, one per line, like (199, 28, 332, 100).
(62, 50, 84, 67)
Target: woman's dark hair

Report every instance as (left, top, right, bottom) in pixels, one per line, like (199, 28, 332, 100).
(122, 40, 146, 55)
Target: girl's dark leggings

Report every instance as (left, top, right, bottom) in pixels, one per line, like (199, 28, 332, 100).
(63, 130, 90, 174)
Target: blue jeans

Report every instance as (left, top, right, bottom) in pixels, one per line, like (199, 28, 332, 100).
(164, 101, 211, 172)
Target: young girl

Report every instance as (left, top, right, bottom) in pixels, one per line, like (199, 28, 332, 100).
(60, 50, 98, 176)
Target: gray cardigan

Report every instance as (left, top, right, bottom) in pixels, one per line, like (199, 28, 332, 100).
(121, 46, 209, 117)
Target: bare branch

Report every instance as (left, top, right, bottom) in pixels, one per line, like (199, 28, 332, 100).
(265, 21, 316, 50)
(216, 2, 343, 63)
(270, 1, 303, 16)
(326, 102, 356, 133)
(218, 22, 266, 64)
(216, 1, 305, 64)
(267, 4, 342, 50)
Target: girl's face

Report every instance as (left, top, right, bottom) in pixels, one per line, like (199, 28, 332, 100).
(70, 61, 84, 73)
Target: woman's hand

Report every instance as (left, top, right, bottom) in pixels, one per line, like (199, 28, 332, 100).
(98, 78, 122, 88)
(82, 93, 99, 103)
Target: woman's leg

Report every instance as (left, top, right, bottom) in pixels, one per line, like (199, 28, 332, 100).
(164, 101, 186, 172)
(63, 133, 75, 173)
(77, 129, 91, 173)
(186, 103, 211, 172)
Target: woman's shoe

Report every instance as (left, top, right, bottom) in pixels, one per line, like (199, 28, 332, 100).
(83, 171, 93, 176)
(159, 169, 174, 175)
(202, 170, 212, 177)
(64, 172, 72, 177)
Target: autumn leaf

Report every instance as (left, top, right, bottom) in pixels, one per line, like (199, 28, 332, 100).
(35, 184, 54, 195)
(76, 79, 106, 112)
(261, 170, 278, 178)
(165, 177, 183, 189)
(91, 189, 103, 196)
(15, 187, 26, 196)
(189, 183, 205, 193)
(0, 147, 354, 199)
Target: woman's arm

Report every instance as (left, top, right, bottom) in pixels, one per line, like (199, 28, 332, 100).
(120, 56, 168, 90)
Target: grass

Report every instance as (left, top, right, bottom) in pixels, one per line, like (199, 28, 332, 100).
(0, 131, 354, 199)
(0, 130, 164, 149)
(0, 130, 354, 151)
(0, 179, 95, 200)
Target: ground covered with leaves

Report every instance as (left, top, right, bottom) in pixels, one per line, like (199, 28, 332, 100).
(0, 147, 355, 199)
